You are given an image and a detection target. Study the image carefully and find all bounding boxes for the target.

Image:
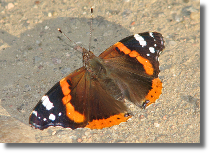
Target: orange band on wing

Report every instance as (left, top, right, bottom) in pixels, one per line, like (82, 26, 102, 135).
(85, 113, 131, 129)
(145, 78, 162, 106)
(115, 42, 131, 54)
(115, 42, 154, 75)
(136, 56, 153, 75)
(129, 50, 140, 57)
(60, 78, 71, 96)
(65, 102, 85, 123)
(60, 78, 85, 123)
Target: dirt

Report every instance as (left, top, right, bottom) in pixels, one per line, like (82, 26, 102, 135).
(0, 0, 200, 143)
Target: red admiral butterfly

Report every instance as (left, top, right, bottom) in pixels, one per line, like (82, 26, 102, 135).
(29, 10, 165, 130)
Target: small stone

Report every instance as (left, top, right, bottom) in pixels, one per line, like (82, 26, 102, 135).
(52, 11, 57, 16)
(77, 138, 82, 143)
(44, 26, 49, 30)
(35, 1, 40, 5)
(85, 131, 90, 136)
(163, 115, 167, 120)
(169, 40, 177, 46)
(140, 115, 145, 121)
(48, 12, 52, 17)
(36, 40, 42, 46)
(52, 58, 61, 64)
(34, 56, 41, 64)
(7, 3, 14, 10)
(190, 12, 199, 20)
(172, 13, 183, 22)
(154, 122, 160, 127)
(52, 131, 56, 135)
(171, 125, 175, 129)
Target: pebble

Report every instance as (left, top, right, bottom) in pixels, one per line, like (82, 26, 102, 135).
(52, 131, 56, 135)
(130, 21, 135, 25)
(34, 56, 41, 64)
(169, 40, 177, 46)
(163, 115, 167, 120)
(34, 1, 40, 5)
(52, 58, 61, 64)
(154, 122, 160, 127)
(47, 11, 58, 17)
(52, 11, 57, 16)
(140, 115, 145, 121)
(48, 12, 52, 17)
(7, 3, 14, 10)
(44, 26, 49, 30)
(190, 12, 199, 20)
(172, 13, 183, 22)
(77, 138, 82, 143)
(36, 40, 42, 46)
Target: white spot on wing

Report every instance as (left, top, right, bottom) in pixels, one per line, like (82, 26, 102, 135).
(49, 114, 56, 121)
(32, 111, 37, 117)
(160, 37, 164, 45)
(41, 95, 54, 110)
(146, 53, 150, 56)
(43, 118, 47, 121)
(134, 34, 147, 47)
(149, 32, 154, 38)
(149, 47, 155, 53)
(58, 112, 62, 116)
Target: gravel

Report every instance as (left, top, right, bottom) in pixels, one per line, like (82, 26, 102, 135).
(0, 0, 200, 143)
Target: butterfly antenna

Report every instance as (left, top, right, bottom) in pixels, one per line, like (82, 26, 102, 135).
(57, 28, 83, 51)
(89, 7, 93, 51)
(58, 7, 93, 52)
(57, 28, 76, 45)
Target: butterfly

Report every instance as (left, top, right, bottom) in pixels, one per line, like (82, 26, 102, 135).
(29, 9, 164, 130)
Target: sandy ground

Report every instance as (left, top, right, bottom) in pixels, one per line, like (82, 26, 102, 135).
(0, 0, 200, 143)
